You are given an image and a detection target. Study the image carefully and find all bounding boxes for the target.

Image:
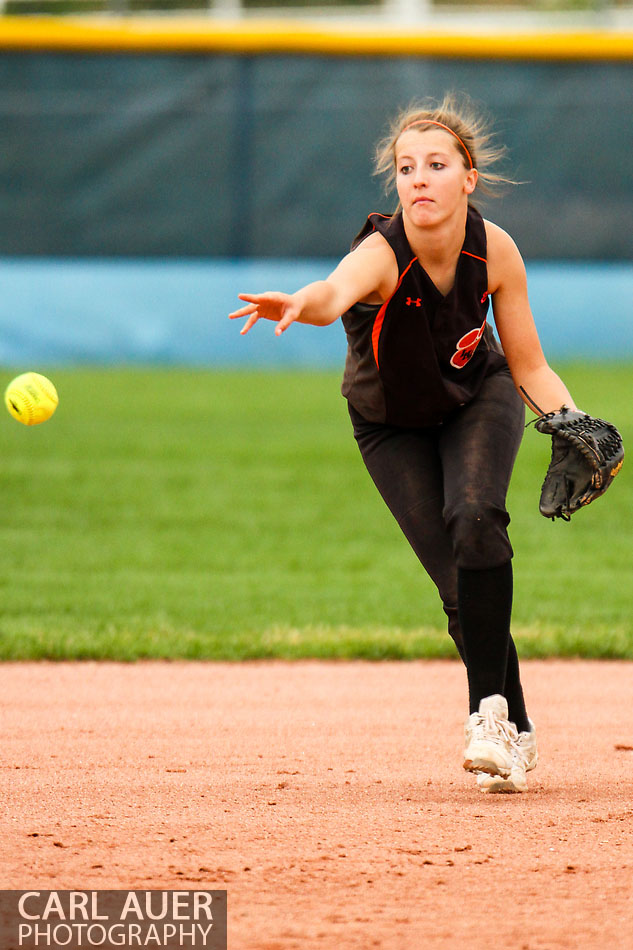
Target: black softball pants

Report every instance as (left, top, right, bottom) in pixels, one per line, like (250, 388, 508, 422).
(349, 368, 530, 731)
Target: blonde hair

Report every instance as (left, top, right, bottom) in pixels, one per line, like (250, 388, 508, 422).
(374, 93, 515, 201)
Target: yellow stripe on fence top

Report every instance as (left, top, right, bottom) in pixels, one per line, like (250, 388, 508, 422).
(0, 15, 631, 60)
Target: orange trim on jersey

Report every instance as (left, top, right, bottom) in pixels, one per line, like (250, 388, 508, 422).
(372, 257, 418, 370)
(366, 212, 392, 230)
(354, 212, 393, 248)
(461, 250, 487, 264)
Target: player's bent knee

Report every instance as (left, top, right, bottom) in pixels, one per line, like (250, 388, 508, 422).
(444, 500, 513, 569)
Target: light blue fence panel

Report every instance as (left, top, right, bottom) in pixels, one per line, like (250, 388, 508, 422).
(0, 258, 630, 366)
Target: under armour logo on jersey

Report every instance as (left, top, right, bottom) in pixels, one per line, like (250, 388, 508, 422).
(450, 319, 487, 369)
(405, 297, 422, 307)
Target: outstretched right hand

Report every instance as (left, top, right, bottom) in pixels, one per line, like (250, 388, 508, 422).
(228, 292, 301, 336)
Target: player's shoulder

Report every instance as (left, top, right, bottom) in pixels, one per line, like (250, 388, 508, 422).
(483, 219, 521, 257)
(340, 225, 398, 303)
(483, 219, 527, 293)
(353, 229, 393, 253)
(334, 224, 395, 268)
(483, 219, 526, 273)
(349, 228, 398, 271)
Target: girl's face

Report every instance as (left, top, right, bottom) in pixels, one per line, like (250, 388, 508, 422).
(394, 128, 478, 227)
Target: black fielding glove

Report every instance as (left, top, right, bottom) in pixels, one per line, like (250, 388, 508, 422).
(535, 407, 624, 521)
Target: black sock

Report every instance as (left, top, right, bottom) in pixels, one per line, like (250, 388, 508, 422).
(504, 637, 530, 733)
(458, 562, 513, 717)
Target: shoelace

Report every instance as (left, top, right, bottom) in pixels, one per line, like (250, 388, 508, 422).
(475, 710, 519, 747)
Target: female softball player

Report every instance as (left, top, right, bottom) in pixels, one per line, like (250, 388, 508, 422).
(229, 94, 578, 793)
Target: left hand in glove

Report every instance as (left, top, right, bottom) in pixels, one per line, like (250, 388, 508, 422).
(535, 407, 624, 521)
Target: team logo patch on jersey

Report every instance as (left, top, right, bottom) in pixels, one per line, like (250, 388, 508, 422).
(450, 319, 487, 369)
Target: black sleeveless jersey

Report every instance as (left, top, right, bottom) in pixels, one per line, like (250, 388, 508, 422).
(341, 206, 507, 427)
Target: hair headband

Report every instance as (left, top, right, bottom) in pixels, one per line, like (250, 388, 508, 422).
(400, 119, 474, 170)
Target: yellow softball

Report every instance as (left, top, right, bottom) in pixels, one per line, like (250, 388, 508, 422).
(4, 372, 59, 426)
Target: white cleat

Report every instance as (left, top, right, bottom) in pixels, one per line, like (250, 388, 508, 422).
(477, 720, 538, 794)
(463, 694, 518, 780)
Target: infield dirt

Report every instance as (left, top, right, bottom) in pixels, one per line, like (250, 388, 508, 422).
(2, 659, 632, 949)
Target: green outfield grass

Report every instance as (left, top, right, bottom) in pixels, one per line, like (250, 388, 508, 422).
(0, 364, 631, 660)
